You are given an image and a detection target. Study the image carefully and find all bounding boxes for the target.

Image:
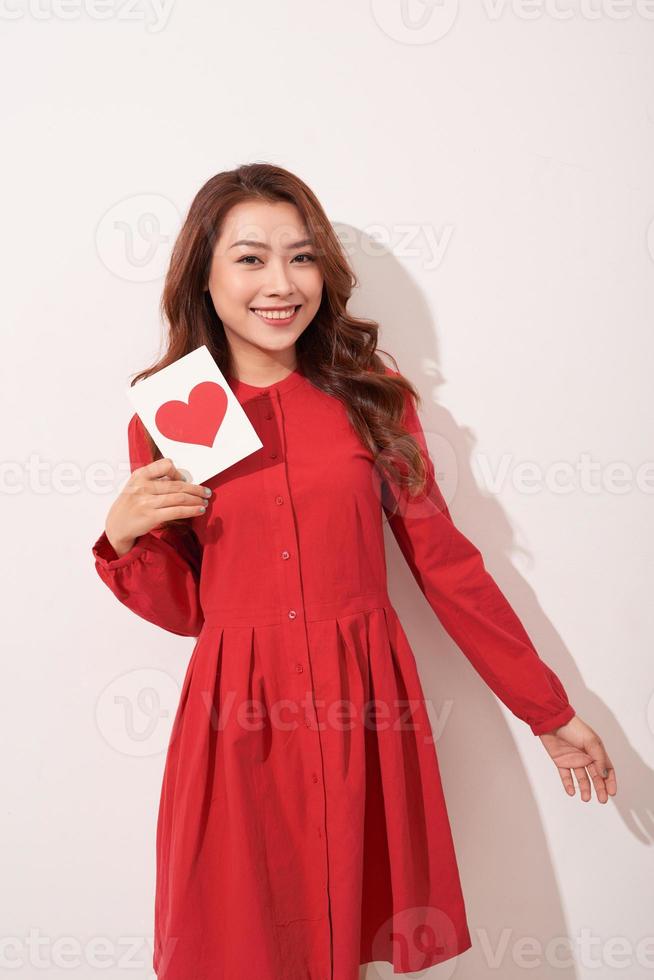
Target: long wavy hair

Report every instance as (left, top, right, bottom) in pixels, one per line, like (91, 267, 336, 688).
(130, 162, 429, 527)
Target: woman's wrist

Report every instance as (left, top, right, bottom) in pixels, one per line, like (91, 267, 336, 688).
(106, 530, 137, 557)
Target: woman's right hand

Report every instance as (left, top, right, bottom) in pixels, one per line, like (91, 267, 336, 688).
(105, 456, 211, 557)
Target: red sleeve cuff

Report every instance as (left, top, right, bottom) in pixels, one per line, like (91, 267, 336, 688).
(92, 530, 149, 570)
(529, 704, 576, 736)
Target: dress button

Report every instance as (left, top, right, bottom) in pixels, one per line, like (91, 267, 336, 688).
(288, 609, 297, 620)
(311, 773, 319, 784)
(295, 663, 303, 673)
(275, 495, 284, 505)
(281, 550, 290, 560)
(264, 412, 273, 420)
(270, 451, 277, 459)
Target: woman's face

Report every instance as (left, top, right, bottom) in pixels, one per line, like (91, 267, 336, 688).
(206, 200, 324, 364)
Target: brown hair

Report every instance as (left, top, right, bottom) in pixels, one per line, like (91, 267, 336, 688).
(130, 162, 429, 525)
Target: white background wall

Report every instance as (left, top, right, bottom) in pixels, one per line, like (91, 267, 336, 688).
(2, 1, 653, 977)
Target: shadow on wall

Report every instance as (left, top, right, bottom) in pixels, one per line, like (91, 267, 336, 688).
(340, 224, 642, 980)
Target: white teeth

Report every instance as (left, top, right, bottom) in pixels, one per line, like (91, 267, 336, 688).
(253, 307, 296, 320)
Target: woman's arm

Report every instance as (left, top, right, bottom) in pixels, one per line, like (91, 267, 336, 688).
(382, 373, 575, 736)
(92, 413, 205, 638)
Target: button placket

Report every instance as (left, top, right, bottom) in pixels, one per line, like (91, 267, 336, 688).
(259, 391, 280, 460)
(259, 390, 307, 676)
(258, 386, 333, 971)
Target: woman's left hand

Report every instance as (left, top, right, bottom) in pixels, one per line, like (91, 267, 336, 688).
(538, 715, 617, 803)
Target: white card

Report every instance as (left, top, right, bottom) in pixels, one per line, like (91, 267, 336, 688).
(126, 345, 263, 485)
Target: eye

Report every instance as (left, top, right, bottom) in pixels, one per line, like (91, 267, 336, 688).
(237, 253, 316, 266)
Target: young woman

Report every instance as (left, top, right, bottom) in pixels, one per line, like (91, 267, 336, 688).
(92, 163, 616, 980)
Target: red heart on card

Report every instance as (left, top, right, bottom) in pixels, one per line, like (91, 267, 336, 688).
(155, 381, 228, 447)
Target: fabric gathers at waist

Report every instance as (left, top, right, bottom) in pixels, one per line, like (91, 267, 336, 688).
(201, 590, 394, 629)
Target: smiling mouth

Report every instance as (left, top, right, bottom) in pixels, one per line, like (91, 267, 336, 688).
(250, 305, 301, 323)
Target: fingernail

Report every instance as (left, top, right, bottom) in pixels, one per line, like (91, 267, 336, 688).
(204, 487, 212, 496)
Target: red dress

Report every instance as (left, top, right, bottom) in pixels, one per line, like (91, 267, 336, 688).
(92, 363, 575, 980)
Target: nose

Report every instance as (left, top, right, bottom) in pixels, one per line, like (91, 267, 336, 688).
(263, 257, 297, 297)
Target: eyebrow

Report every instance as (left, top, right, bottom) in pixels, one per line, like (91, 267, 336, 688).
(229, 238, 314, 251)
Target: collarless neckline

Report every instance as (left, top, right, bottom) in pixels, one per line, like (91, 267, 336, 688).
(226, 365, 306, 397)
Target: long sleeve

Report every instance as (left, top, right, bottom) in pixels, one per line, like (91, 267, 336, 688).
(92, 413, 205, 638)
(382, 379, 575, 736)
